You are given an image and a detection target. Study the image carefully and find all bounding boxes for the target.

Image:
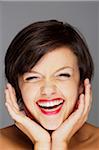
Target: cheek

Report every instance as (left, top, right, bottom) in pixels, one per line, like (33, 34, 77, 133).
(19, 84, 41, 120)
(57, 81, 79, 118)
(20, 83, 40, 104)
(57, 81, 79, 101)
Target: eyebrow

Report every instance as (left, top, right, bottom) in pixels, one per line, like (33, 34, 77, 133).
(27, 66, 73, 75)
(54, 66, 73, 73)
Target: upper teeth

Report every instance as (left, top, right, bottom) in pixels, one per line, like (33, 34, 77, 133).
(37, 100, 64, 107)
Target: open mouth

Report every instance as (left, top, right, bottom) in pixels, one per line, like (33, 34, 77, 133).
(36, 98, 64, 115)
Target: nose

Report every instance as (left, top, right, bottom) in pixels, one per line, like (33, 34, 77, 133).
(40, 81, 56, 97)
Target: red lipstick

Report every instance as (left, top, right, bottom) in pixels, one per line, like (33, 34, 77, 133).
(37, 97, 63, 102)
(36, 97, 64, 116)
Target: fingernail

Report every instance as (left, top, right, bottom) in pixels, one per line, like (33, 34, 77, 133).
(85, 78, 89, 84)
(5, 102, 7, 106)
(6, 83, 11, 89)
(88, 83, 91, 89)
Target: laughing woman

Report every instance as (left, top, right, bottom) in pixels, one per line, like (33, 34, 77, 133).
(1, 20, 99, 150)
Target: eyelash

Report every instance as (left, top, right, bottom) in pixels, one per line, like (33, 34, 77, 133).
(58, 73, 71, 77)
(25, 76, 39, 81)
(25, 73, 71, 81)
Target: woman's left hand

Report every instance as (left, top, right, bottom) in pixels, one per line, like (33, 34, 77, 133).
(51, 78, 92, 150)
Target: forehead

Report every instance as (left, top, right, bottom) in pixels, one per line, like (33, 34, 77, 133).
(31, 47, 78, 73)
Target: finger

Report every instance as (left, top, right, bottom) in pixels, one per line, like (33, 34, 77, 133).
(59, 94, 85, 133)
(78, 79, 92, 124)
(83, 78, 92, 114)
(5, 96, 49, 143)
(53, 94, 85, 142)
(69, 93, 85, 122)
(5, 99, 42, 133)
(5, 89, 19, 114)
(6, 83, 19, 110)
(5, 102, 19, 120)
(5, 88, 13, 106)
(5, 101, 26, 122)
(6, 101, 49, 143)
(5, 101, 35, 144)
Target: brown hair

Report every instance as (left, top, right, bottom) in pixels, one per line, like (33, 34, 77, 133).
(5, 19, 94, 106)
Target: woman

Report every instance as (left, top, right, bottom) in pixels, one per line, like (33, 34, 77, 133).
(1, 20, 99, 150)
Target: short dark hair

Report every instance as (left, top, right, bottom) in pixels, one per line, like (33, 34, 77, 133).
(5, 19, 94, 105)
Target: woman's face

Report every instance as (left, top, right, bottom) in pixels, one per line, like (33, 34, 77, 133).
(18, 47, 82, 130)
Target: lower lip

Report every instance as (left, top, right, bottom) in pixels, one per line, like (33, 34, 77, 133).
(37, 103, 64, 115)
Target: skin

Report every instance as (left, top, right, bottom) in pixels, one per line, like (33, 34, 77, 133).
(1, 47, 99, 149)
(18, 47, 81, 130)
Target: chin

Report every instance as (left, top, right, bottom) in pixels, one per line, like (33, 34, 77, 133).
(40, 118, 63, 130)
(24, 105, 64, 130)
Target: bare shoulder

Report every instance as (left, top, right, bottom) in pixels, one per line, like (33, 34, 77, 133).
(0, 124, 33, 150)
(87, 123, 99, 147)
(69, 122, 99, 150)
(80, 122, 99, 149)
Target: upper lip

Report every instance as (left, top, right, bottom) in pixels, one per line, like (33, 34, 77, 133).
(37, 97, 64, 103)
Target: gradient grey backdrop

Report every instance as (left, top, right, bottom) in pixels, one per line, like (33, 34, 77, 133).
(0, 1, 99, 128)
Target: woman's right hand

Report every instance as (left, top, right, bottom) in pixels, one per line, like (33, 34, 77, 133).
(5, 83, 51, 150)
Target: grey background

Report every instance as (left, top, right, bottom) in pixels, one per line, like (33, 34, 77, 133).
(0, 1, 99, 128)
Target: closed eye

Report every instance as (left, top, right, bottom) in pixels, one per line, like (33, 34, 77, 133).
(58, 73, 71, 77)
(25, 76, 39, 81)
